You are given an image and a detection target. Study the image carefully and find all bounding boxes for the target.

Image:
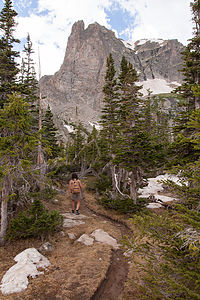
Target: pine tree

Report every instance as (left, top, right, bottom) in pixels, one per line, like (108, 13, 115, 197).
(171, 0, 200, 166)
(175, 0, 200, 117)
(85, 126, 99, 167)
(114, 57, 146, 202)
(0, 0, 20, 107)
(42, 105, 60, 159)
(0, 93, 37, 245)
(115, 57, 166, 203)
(21, 33, 38, 100)
(18, 33, 40, 138)
(100, 53, 118, 145)
(169, 0, 200, 209)
(100, 54, 119, 191)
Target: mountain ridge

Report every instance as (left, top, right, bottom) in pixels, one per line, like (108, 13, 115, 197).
(39, 20, 185, 137)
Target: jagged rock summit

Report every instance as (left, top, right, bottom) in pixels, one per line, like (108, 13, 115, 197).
(39, 20, 185, 136)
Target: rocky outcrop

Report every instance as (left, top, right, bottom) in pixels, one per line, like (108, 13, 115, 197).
(39, 21, 185, 136)
(133, 39, 184, 82)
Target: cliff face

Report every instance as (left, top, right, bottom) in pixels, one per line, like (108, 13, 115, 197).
(39, 21, 184, 135)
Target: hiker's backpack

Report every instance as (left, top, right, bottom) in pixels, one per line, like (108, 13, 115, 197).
(71, 180, 81, 194)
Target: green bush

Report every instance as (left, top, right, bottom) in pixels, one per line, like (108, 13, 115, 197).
(6, 199, 64, 240)
(93, 174, 112, 193)
(126, 212, 200, 299)
(30, 187, 58, 202)
(99, 194, 147, 214)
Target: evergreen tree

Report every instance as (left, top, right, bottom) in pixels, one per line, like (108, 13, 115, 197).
(0, 0, 20, 107)
(21, 33, 38, 100)
(100, 53, 118, 144)
(171, 0, 200, 165)
(100, 53, 119, 191)
(19, 34, 39, 130)
(66, 122, 86, 170)
(85, 126, 99, 168)
(42, 105, 60, 159)
(0, 93, 37, 245)
(175, 0, 200, 120)
(115, 57, 149, 202)
(169, 0, 200, 209)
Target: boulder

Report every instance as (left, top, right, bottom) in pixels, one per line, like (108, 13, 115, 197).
(91, 229, 119, 250)
(77, 234, 94, 246)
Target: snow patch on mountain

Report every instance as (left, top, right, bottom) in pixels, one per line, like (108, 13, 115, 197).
(64, 124, 74, 133)
(138, 78, 180, 96)
(122, 38, 165, 51)
(121, 40, 135, 50)
(89, 122, 101, 130)
(134, 38, 165, 47)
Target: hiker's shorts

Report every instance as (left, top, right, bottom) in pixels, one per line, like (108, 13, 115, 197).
(71, 192, 82, 201)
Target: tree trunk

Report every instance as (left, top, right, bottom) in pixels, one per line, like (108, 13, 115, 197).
(117, 168, 123, 189)
(123, 169, 129, 191)
(130, 171, 137, 204)
(0, 176, 10, 246)
(136, 167, 144, 186)
(37, 91, 44, 167)
(110, 164, 117, 193)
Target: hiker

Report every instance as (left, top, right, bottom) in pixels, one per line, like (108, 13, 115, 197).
(68, 173, 84, 215)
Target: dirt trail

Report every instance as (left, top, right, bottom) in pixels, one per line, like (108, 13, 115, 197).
(90, 250, 128, 300)
(0, 189, 132, 300)
(83, 194, 131, 300)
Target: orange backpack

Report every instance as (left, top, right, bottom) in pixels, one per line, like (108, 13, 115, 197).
(71, 180, 81, 194)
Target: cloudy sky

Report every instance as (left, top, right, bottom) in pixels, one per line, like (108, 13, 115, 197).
(0, 0, 193, 77)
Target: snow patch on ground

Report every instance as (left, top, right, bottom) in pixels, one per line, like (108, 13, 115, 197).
(138, 174, 181, 208)
(0, 248, 50, 295)
(138, 78, 179, 96)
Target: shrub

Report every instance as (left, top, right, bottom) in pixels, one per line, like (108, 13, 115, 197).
(93, 174, 112, 193)
(99, 194, 147, 214)
(6, 199, 63, 240)
(29, 187, 58, 202)
(125, 211, 200, 299)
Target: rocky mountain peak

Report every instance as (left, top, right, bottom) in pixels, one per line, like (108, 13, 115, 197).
(39, 21, 185, 138)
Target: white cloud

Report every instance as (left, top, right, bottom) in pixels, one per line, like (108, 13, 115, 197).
(15, 0, 193, 77)
(117, 0, 193, 45)
(16, 0, 114, 77)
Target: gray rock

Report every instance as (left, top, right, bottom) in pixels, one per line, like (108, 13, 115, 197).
(62, 212, 87, 228)
(62, 212, 88, 219)
(63, 219, 85, 228)
(67, 233, 76, 240)
(39, 242, 54, 252)
(77, 234, 94, 246)
(91, 229, 119, 249)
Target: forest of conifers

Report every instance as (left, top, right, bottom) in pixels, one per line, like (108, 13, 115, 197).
(0, 0, 200, 298)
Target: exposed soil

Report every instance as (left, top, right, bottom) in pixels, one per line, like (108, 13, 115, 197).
(91, 250, 128, 300)
(0, 186, 134, 300)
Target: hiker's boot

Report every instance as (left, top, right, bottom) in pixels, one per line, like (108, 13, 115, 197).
(71, 209, 74, 214)
(75, 210, 80, 215)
